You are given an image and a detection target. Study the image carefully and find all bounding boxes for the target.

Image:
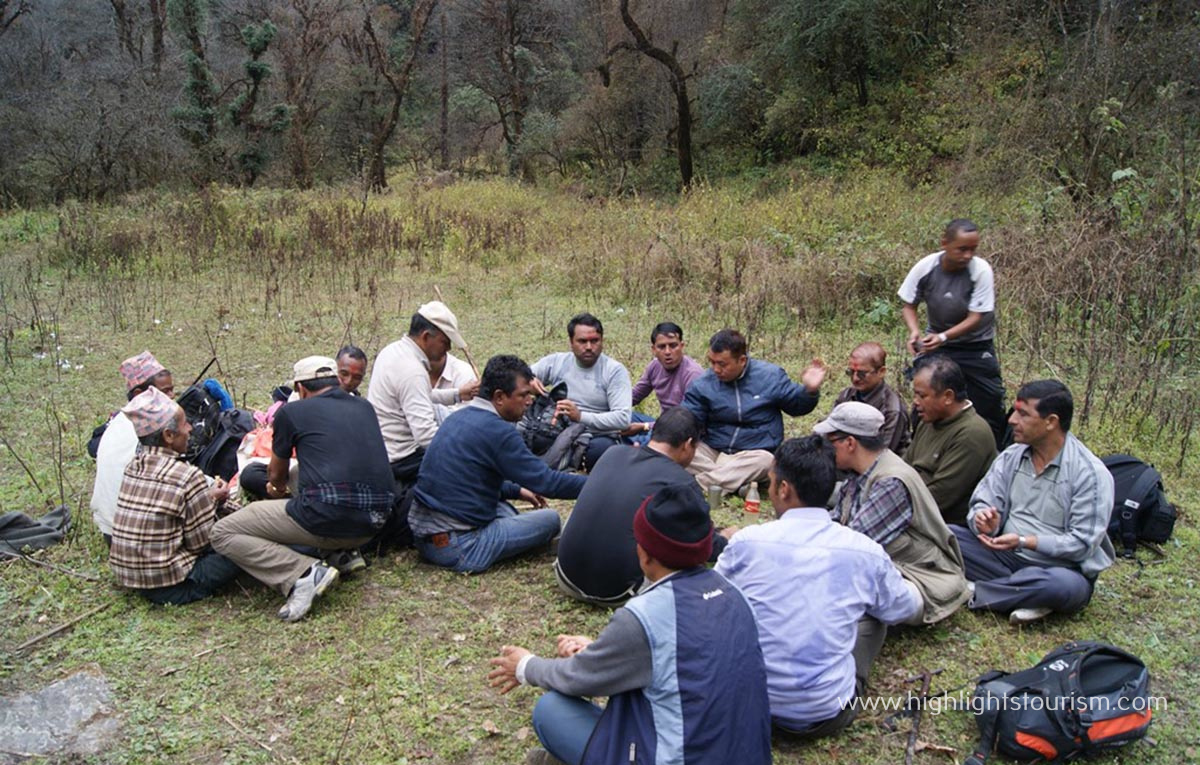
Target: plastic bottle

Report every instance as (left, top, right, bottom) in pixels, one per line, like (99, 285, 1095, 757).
(744, 482, 760, 517)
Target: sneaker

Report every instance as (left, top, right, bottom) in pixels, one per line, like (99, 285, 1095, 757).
(525, 749, 567, 765)
(326, 549, 367, 575)
(277, 563, 339, 622)
(1009, 606, 1053, 626)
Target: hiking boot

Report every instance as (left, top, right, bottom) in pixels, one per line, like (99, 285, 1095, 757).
(1009, 606, 1052, 626)
(277, 563, 339, 622)
(524, 748, 567, 765)
(326, 549, 367, 575)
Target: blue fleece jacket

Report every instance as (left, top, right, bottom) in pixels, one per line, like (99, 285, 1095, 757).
(682, 358, 820, 453)
(412, 399, 586, 528)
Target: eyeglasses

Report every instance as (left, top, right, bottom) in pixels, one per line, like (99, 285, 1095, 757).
(825, 434, 849, 444)
(845, 368, 879, 379)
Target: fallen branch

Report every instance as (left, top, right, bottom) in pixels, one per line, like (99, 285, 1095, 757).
(160, 641, 239, 676)
(222, 713, 273, 754)
(17, 599, 114, 652)
(1, 550, 103, 582)
(0, 431, 43, 493)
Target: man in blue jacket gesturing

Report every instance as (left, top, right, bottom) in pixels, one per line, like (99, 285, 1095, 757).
(683, 328, 827, 495)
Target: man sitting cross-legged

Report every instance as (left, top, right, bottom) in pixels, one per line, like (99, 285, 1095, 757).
(819, 402, 970, 625)
(91, 350, 177, 544)
(715, 436, 920, 739)
(408, 355, 587, 574)
(109, 387, 240, 605)
(954, 379, 1115, 625)
(530, 313, 633, 470)
(832, 341, 910, 454)
(489, 482, 772, 765)
(623, 321, 705, 441)
(904, 355, 996, 525)
(212, 356, 395, 622)
(554, 407, 732, 606)
(682, 328, 827, 496)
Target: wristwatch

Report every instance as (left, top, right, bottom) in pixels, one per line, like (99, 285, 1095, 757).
(1017, 535, 1027, 550)
(937, 332, 948, 344)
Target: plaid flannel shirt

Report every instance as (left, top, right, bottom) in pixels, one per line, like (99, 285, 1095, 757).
(833, 463, 912, 548)
(108, 445, 238, 589)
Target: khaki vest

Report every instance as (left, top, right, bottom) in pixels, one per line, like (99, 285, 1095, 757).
(839, 449, 970, 624)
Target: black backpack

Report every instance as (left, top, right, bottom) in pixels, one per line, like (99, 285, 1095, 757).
(517, 382, 570, 456)
(963, 641, 1153, 765)
(175, 384, 253, 480)
(1102, 454, 1177, 558)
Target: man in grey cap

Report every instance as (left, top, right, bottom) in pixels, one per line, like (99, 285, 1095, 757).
(212, 356, 395, 621)
(816, 402, 969, 625)
(367, 302, 475, 484)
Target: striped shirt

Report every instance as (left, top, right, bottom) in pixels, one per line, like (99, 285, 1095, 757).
(108, 446, 237, 589)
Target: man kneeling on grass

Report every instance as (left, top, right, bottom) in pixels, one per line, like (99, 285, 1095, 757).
(212, 356, 395, 622)
(109, 387, 240, 605)
(488, 483, 772, 765)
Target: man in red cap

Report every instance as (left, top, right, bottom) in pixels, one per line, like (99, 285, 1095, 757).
(108, 387, 240, 605)
(488, 482, 772, 765)
(90, 351, 177, 543)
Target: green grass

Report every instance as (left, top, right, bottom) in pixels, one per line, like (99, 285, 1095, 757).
(1, 175, 1197, 764)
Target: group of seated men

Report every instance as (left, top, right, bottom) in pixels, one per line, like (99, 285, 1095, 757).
(93, 302, 1117, 763)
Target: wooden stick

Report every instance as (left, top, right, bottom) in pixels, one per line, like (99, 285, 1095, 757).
(222, 713, 274, 754)
(1, 550, 103, 583)
(161, 641, 239, 676)
(17, 600, 113, 652)
(432, 285, 480, 378)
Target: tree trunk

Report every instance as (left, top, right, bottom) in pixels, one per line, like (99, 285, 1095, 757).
(617, 0, 694, 189)
(439, 6, 449, 170)
(149, 0, 166, 74)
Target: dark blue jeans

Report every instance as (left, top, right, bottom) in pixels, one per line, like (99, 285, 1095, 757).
(141, 550, 240, 606)
(415, 503, 560, 574)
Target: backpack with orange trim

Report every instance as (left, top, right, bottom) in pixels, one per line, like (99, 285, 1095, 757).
(963, 641, 1152, 764)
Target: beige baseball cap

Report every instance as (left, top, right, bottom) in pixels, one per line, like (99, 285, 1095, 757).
(417, 301, 465, 348)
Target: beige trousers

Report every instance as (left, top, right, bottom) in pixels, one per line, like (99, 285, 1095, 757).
(210, 499, 372, 596)
(686, 442, 774, 494)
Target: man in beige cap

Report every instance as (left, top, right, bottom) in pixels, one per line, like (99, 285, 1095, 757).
(90, 351, 177, 543)
(212, 356, 395, 622)
(816, 401, 969, 625)
(367, 302, 474, 485)
(109, 387, 241, 605)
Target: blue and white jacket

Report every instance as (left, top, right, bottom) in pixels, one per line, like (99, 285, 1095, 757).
(582, 567, 772, 765)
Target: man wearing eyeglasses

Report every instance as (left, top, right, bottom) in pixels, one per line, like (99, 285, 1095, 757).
(832, 342, 910, 454)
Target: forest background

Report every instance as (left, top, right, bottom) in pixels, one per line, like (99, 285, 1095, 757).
(2, 1, 1200, 763)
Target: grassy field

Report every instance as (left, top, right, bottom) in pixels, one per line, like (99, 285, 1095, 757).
(1, 174, 1197, 764)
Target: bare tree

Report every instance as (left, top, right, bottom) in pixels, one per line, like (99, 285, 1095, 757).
(0, 0, 31, 37)
(343, 0, 435, 191)
(272, 0, 347, 188)
(611, 0, 695, 188)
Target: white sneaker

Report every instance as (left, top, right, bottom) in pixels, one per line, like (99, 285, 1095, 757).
(1009, 606, 1053, 625)
(278, 563, 339, 622)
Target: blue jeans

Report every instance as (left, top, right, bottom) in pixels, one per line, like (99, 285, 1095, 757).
(416, 503, 561, 573)
(142, 550, 240, 606)
(533, 691, 603, 765)
(628, 412, 654, 447)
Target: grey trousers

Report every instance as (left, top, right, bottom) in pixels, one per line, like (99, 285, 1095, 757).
(952, 525, 1094, 615)
(210, 500, 371, 596)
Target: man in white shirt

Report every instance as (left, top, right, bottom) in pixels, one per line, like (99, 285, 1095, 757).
(367, 302, 470, 484)
(90, 350, 176, 543)
(715, 435, 920, 738)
